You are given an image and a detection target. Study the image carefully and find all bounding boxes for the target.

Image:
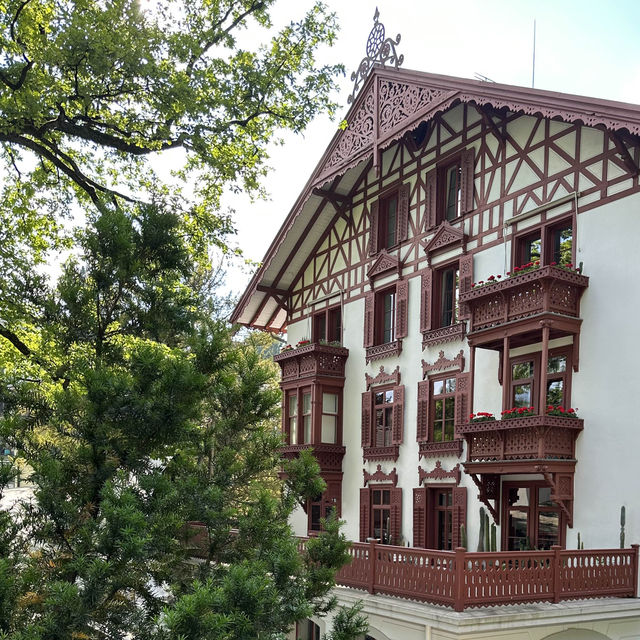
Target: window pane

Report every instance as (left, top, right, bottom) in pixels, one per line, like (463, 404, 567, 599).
(314, 313, 326, 342)
(375, 392, 384, 405)
(303, 416, 311, 443)
(508, 487, 531, 507)
(548, 355, 567, 373)
(321, 415, 337, 444)
(289, 395, 297, 416)
(322, 393, 338, 414)
(553, 224, 572, 264)
(289, 417, 297, 444)
(328, 308, 341, 342)
(512, 361, 533, 380)
(386, 196, 398, 246)
(445, 377, 456, 393)
(440, 268, 458, 326)
(538, 510, 559, 549)
(444, 397, 455, 419)
(445, 164, 461, 221)
(546, 380, 564, 406)
(444, 419, 455, 441)
(435, 398, 443, 420)
(433, 380, 444, 395)
(385, 390, 394, 403)
(303, 393, 311, 413)
(373, 491, 381, 505)
(538, 487, 554, 506)
(523, 235, 541, 263)
(310, 504, 321, 531)
(383, 490, 390, 504)
(507, 509, 529, 550)
(382, 292, 395, 343)
(513, 383, 532, 407)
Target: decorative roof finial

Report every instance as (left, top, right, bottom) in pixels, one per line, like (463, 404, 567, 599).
(348, 7, 404, 104)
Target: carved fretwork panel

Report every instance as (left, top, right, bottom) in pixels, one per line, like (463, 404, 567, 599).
(470, 473, 500, 524)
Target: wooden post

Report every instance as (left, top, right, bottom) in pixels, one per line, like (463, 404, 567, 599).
(539, 322, 551, 414)
(368, 539, 377, 594)
(502, 336, 510, 411)
(632, 544, 639, 598)
(454, 547, 466, 612)
(552, 544, 562, 603)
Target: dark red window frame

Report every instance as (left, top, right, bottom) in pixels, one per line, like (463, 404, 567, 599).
(512, 216, 574, 268)
(312, 305, 342, 343)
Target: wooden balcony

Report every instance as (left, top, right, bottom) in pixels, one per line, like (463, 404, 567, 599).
(457, 415, 584, 464)
(280, 443, 346, 472)
(274, 343, 349, 381)
(460, 266, 589, 348)
(321, 540, 639, 611)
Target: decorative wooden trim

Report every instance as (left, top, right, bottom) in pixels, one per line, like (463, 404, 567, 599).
(422, 322, 466, 348)
(421, 220, 467, 264)
(419, 270, 433, 333)
(366, 365, 401, 390)
(363, 464, 398, 487)
(395, 278, 409, 339)
(363, 445, 400, 462)
(469, 473, 500, 524)
(422, 349, 465, 378)
(367, 250, 401, 283)
(419, 439, 463, 459)
(418, 461, 461, 486)
(366, 339, 402, 363)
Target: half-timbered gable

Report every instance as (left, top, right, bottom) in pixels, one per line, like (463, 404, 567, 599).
(233, 64, 640, 635)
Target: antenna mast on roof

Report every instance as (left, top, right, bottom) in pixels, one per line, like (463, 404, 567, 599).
(347, 7, 404, 104)
(532, 19, 536, 88)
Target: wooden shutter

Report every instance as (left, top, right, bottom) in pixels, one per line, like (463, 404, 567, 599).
(360, 488, 371, 542)
(458, 253, 474, 321)
(452, 486, 468, 549)
(417, 380, 430, 441)
(392, 385, 404, 445)
(397, 182, 410, 242)
(413, 487, 427, 548)
(369, 200, 379, 256)
(390, 487, 403, 546)
(460, 148, 475, 214)
(361, 391, 373, 448)
(395, 279, 409, 339)
(455, 372, 471, 427)
(420, 270, 433, 333)
(425, 169, 437, 229)
(363, 290, 374, 347)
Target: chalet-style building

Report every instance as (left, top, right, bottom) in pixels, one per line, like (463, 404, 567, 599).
(232, 18, 640, 640)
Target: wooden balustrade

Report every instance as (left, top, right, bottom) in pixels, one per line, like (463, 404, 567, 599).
(299, 539, 639, 611)
(274, 343, 349, 381)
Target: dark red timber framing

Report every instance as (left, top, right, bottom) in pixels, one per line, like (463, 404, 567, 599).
(232, 67, 640, 331)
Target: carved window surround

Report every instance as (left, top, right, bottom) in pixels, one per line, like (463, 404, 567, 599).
(422, 350, 465, 377)
(419, 440, 464, 459)
(367, 250, 402, 285)
(363, 445, 400, 462)
(363, 464, 398, 487)
(366, 339, 403, 364)
(366, 365, 401, 389)
(422, 322, 466, 348)
(421, 220, 467, 266)
(418, 461, 461, 485)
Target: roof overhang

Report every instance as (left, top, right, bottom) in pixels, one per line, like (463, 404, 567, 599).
(232, 67, 640, 331)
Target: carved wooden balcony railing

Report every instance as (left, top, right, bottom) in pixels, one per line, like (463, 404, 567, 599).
(274, 343, 349, 381)
(457, 415, 584, 463)
(459, 266, 589, 343)
(296, 538, 639, 611)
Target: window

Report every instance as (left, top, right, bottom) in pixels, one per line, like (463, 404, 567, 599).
(503, 482, 565, 550)
(379, 192, 398, 250)
(359, 485, 402, 544)
(307, 481, 341, 536)
(425, 148, 475, 228)
(363, 280, 408, 362)
(361, 384, 404, 460)
(374, 388, 394, 447)
(416, 371, 468, 458)
(285, 386, 341, 445)
(514, 218, 573, 267)
(312, 306, 341, 343)
(436, 265, 459, 328)
(297, 620, 321, 640)
(432, 376, 456, 442)
(377, 288, 396, 344)
(441, 160, 462, 222)
(507, 348, 572, 412)
(369, 183, 410, 255)
(412, 485, 467, 549)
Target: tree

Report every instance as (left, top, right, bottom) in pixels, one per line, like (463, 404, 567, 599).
(0, 204, 366, 639)
(0, 1, 368, 638)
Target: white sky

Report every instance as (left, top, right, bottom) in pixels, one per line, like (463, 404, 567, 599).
(225, 0, 640, 296)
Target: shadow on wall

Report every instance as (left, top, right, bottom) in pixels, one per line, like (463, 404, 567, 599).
(541, 631, 612, 640)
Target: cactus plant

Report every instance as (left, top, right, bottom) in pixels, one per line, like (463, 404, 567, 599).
(460, 524, 467, 549)
(478, 507, 485, 551)
(483, 510, 490, 552)
(620, 506, 626, 549)
(490, 522, 497, 552)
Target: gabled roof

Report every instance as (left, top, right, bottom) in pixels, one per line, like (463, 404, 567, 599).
(231, 66, 640, 331)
